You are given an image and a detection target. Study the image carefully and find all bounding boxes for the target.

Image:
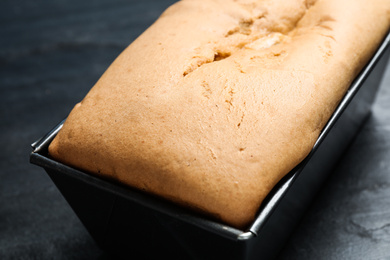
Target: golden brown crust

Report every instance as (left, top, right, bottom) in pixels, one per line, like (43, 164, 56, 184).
(49, 0, 390, 229)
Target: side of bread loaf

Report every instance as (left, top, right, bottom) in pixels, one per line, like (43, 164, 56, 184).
(49, 0, 390, 229)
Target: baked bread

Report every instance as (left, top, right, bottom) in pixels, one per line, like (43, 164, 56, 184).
(49, 0, 390, 229)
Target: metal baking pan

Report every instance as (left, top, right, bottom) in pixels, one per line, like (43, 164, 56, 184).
(30, 31, 390, 260)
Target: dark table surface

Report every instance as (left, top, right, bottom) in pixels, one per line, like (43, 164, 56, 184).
(1, 1, 390, 259)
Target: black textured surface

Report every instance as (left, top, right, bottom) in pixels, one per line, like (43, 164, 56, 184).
(1, 0, 390, 259)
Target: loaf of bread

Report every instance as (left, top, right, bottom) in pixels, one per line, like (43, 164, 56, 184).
(49, 0, 390, 229)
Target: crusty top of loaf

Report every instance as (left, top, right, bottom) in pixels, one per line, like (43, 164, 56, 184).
(49, 0, 390, 229)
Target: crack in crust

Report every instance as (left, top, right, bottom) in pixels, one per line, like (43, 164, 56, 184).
(183, 50, 232, 77)
(182, 0, 324, 77)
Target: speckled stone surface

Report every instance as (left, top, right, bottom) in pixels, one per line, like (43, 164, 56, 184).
(1, 1, 389, 259)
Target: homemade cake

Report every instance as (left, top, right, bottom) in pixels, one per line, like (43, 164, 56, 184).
(48, 0, 390, 229)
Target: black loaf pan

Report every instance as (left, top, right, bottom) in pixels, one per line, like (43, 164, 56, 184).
(30, 31, 390, 260)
